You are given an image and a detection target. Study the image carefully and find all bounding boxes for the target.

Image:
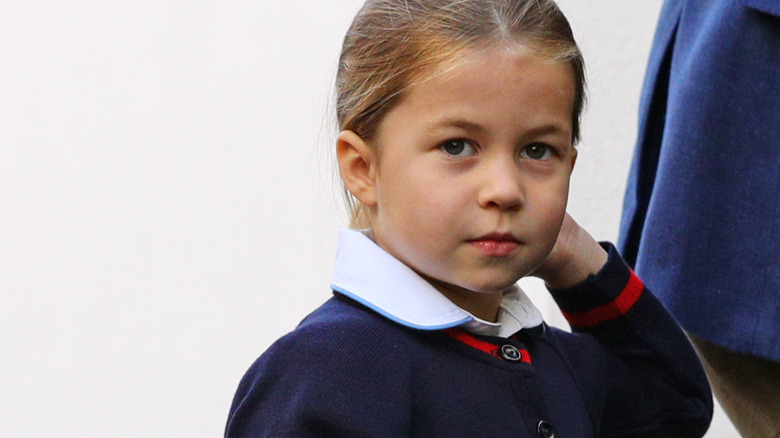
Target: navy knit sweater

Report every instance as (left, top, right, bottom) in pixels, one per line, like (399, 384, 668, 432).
(226, 245, 712, 437)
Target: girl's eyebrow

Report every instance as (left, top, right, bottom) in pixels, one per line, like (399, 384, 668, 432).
(432, 117, 570, 138)
(432, 118, 487, 134)
(432, 117, 489, 135)
(522, 124, 572, 139)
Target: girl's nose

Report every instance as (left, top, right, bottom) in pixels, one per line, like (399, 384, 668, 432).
(477, 160, 524, 210)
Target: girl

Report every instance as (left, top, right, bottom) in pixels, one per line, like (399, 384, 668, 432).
(226, 1, 712, 436)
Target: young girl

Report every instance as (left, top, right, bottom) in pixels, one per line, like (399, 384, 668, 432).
(226, 1, 712, 436)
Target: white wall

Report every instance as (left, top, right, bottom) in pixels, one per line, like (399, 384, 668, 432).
(0, 1, 737, 436)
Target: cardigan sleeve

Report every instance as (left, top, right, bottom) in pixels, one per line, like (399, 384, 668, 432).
(549, 243, 713, 437)
(224, 315, 413, 438)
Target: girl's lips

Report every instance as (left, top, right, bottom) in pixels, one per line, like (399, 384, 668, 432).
(468, 234, 521, 256)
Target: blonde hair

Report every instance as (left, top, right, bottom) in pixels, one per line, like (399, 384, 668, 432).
(336, 0, 585, 228)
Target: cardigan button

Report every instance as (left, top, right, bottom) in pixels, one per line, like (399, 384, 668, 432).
(500, 344, 522, 361)
(537, 420, 555, 437)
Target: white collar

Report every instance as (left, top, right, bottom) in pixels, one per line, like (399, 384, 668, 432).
(330, 229, 543, 337)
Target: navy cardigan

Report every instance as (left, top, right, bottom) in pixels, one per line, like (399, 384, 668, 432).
(226, 245, 712, 437)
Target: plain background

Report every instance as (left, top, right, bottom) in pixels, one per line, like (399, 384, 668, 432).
(1, 1, 740, 436)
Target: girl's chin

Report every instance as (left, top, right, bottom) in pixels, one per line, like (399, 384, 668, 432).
(462, 275, 527, 294)
(418, 269, 524, 296)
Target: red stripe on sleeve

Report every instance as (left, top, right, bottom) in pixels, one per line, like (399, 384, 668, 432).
(561, 270, 645, 328)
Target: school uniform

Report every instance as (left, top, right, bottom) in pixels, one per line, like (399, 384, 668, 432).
(226, 230, 712, 437)
(618, 0, 780, 361)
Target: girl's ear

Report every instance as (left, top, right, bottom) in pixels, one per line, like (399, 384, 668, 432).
(337, 130, 377, 207)
(569, 147, 578, 171)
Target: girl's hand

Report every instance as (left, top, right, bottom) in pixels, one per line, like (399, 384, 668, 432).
(532, 214, 608, 289)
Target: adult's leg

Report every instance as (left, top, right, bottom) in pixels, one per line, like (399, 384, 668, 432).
(689, 334, 780, 438)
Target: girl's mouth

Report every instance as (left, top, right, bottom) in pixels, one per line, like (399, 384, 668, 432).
(468, 233, 521, 256)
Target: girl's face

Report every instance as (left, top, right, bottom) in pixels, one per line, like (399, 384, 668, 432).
(363, 47, 577, 317)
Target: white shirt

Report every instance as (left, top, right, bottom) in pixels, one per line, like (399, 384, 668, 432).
(330, 229, 543, 338)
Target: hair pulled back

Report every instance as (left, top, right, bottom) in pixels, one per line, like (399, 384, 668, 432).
(336, 0, 585, 142)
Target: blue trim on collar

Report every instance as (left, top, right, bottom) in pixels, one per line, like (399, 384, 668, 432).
(331, 285, 473, 331)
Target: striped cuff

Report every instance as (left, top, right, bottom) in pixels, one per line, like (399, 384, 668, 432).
(549, 243, 646, 330)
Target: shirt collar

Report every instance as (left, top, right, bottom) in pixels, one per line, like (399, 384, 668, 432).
(330, 229, 543, 337)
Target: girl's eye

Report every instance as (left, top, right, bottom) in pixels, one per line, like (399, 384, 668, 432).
(440, 139, 477, 157)
(521, 143, 553, 160)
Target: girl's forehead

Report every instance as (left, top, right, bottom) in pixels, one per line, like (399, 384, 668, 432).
(407, 44, 573, 93)
(376, 45, 576, 139)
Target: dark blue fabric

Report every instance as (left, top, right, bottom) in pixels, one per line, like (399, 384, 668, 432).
(619, 0, 780, 361)
(226, 248, 711, 437)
